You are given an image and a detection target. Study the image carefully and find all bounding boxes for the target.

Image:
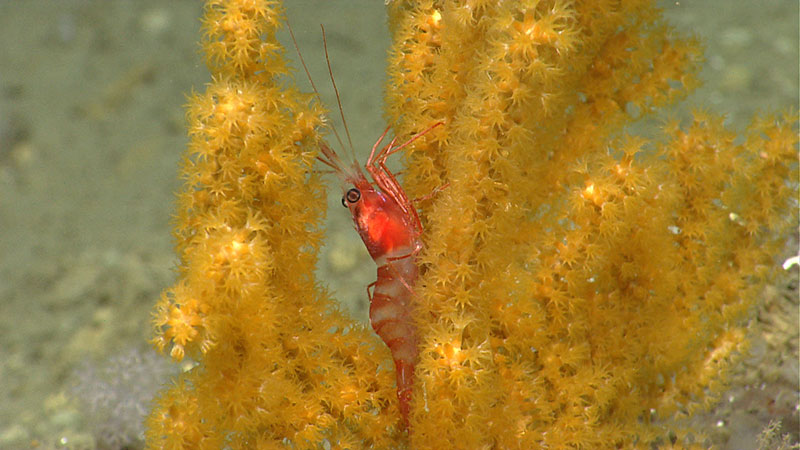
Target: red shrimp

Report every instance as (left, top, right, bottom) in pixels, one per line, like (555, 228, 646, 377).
(286, 22, 441, 427)
(318, 123, 441, 428)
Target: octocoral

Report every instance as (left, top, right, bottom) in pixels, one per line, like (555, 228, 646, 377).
(146, 0, 798, 448)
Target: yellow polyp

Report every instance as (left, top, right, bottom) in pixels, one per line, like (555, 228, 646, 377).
(428, 9, 442, 27)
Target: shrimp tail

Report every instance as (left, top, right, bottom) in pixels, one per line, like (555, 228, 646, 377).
(395, 359, 415, 428)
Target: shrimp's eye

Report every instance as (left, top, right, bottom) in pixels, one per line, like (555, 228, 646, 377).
(342, 188, 361, 206)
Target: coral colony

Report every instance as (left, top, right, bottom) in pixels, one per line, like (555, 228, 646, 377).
(147, 1, 797, 448)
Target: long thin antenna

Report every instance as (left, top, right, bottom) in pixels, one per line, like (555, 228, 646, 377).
(321, 25, 357, 161)
(285, 19, 348, 156)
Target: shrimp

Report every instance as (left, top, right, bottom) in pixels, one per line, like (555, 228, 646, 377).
(318, 122, 441, 428)
(285, 21, 441, 427)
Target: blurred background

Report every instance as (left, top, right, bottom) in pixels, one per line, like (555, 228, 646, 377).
(0, 1, 796, 448)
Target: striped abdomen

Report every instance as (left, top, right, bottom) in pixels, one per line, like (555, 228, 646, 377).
(369, 245, 419, 427)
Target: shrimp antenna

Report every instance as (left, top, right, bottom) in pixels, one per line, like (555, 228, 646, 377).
(285, 19, 349, 156)
(320, 25, 356, 161)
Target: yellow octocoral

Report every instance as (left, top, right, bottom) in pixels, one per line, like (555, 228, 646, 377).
(147, 1, 404, 447)
(146, 0, 797, 448)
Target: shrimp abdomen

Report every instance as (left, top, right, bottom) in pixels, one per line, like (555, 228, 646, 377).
(369, 258, 419, 427)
